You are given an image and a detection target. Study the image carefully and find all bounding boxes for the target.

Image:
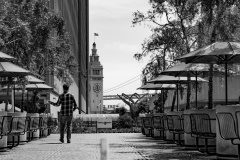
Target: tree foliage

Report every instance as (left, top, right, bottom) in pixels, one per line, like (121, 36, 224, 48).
(0, 0, 78, 84)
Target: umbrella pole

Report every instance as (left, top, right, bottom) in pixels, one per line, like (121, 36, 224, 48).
(14, 83, 15, 112)
(21, 89, 24, 112)
(27, 90, 29, 112)
(225, 62, 228, 105)
(177, 83, 179, 111)
(195, 72, 198, 109)
(162, 88, 164, 113)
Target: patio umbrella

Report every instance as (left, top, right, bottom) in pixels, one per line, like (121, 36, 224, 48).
(138, 83, 177, 112)
(26, 75, 45, 84)
(148, 75, 208, 111)
(176, 41, 240, 105)
(0, 51, 15, 62)
(160, 63, 221, 108)
(0, 62, 31, 77)
(137, 83, 176, 90)
(3, 83, 53, 91)
(0, 62, 31, 111)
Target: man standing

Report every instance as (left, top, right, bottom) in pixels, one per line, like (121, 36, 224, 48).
(49, 84, 78, 143)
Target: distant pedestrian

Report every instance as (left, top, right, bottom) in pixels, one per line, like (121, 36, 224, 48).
(48, 84, 78, 143)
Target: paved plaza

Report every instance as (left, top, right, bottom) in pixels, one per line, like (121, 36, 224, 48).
(0, 133, 216, 160)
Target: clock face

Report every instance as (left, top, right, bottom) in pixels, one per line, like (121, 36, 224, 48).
(93, 83, 101, 93)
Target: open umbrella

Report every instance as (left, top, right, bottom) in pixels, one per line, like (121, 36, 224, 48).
(0, 51, 15, 62)
(160, 63, 222, 108)
(0, 62, 31, 111)
(148, 75, 207, 111)
(176, 41, 240, 105)
(26, 75, 45, 84)
(137, 83, 176, 90)
(138, 83, 177, 112)
(0, 62, 31, 77)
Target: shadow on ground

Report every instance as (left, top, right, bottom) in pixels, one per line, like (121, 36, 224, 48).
(122, 135, 217, 160)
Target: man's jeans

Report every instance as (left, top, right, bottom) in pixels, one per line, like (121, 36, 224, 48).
(60, 115, 73, 141)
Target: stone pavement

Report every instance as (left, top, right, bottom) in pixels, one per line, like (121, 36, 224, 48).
(0, 133, 216, 160)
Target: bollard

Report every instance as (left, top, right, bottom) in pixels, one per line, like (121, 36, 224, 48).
(100, 138, 108, 160)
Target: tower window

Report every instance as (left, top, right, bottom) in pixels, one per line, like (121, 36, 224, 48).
(94, 57, 99, 62)
(93, 69, 100, 75)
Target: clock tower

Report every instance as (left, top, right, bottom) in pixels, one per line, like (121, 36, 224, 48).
(89, 42, 104, 114)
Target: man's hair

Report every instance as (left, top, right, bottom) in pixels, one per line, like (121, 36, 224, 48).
(63, 84, 69, 91)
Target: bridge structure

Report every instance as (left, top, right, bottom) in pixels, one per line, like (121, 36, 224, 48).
(103, 93, 155, 100)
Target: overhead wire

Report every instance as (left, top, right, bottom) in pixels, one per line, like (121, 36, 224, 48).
(103, 74, 141, 94)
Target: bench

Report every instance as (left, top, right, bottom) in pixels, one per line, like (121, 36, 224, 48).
(190, 113, 216, 155)
(216, 112, 240, 160)
(166, 115, 184, 145)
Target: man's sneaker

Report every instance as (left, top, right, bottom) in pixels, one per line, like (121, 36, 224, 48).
(59, 139, 64, 143)
(67, 140, 71, 143)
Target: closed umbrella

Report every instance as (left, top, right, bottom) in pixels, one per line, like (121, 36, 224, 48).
(176, 41, 240, 104)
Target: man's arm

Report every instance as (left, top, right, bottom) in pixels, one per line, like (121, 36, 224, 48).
(49, 97, 61, 106)
(72, 96, 78, 111)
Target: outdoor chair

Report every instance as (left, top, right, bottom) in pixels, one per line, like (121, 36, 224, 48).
(166, 115, 184, 145)
(7, 116, 27, 149)
(47, 117, 58, 135)
(0, 116, 11, 149)
(39, 117, 48, 138)
(181, 114, 192, 135)
(152, 116, 165, 140)
(216, 112, 240, 160)
(136, 117, 144, 135)
(142, 117, 153, 137)
(190, 113, 216, 155)
(28, 117, 41, 141)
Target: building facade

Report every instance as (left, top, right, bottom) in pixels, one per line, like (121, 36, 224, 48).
(89, 43, 104, 114)
(48, 0, 89, 114)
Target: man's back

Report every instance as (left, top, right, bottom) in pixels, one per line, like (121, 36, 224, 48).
(58, 93, 77, 116)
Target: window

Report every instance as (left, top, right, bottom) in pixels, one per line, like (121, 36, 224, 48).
(93, 69, 100, 75)
(94, 57, 99, 62)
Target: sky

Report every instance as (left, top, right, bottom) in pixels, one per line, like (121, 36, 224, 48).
(89, 0, 153, 106)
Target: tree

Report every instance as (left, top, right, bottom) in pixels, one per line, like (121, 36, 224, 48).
(0, 0, 78, 84)
(133, 0, 201, 109)
(133, 0, 240, 109)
